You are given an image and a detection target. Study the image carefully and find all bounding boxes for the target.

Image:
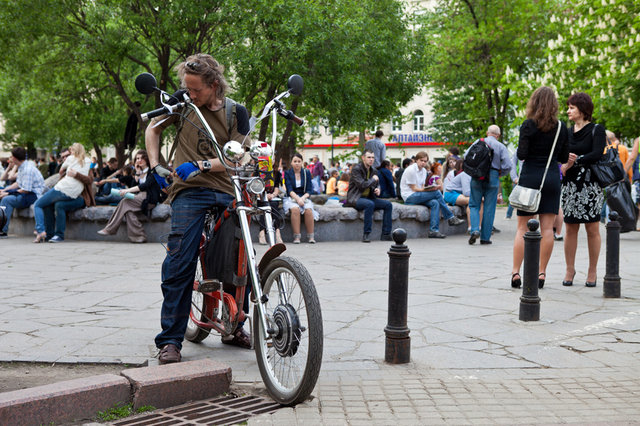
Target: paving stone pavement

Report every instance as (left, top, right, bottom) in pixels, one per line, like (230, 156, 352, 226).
(1, 207, 640, 424)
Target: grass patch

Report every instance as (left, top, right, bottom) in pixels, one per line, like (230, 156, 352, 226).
(96, 402, 155, 422)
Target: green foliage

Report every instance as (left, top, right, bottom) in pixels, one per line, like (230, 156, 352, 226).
(0, 0, 424, 162)
(418, 0, 556, 145)
(96, 402, 155, 421)
(538, 0, 640, 139)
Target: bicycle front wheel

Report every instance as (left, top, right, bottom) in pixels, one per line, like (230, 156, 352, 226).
(185, 255, 211, 343)
(254, 256, 323, 406)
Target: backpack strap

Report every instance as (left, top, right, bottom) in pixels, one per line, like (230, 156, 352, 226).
(225, 97, 237, 136)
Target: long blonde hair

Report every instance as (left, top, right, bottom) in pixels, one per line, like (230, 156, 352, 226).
(69, 143, 86, 167)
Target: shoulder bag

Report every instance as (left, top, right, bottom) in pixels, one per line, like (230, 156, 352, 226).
(509, 121, 561, 213)
(589, 125, 625, 188)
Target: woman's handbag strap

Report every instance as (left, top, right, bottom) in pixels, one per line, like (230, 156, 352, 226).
(519, 121, 562, 191)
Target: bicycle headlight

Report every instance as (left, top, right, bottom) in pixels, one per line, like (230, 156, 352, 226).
(247, 177, 266, 195)
(222, 140, 245, 163)
(249, 141, 273, 161)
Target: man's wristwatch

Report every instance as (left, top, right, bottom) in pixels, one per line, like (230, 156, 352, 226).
(202, 160, 212, 172)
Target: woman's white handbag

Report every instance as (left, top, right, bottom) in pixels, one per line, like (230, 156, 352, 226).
(508, 121, 562, 214)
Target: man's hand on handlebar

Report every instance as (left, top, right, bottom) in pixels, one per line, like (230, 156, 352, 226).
(175, 161, 201, 181)
(151, 165, 172, 189)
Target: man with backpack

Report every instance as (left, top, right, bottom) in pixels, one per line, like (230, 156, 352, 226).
(464, 125, 512, 245)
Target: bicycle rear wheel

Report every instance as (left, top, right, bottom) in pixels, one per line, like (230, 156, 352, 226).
(185, 255, 212, 343)
(254, 256, 323, 406)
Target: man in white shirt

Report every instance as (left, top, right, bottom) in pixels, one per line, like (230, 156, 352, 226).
(400, 151, 465, 238)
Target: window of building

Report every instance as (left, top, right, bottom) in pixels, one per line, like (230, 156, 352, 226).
(392, 114, 403, 132)
(413, 110, 425, 132)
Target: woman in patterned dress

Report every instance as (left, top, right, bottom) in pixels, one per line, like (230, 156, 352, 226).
(560, 93, 606, 288)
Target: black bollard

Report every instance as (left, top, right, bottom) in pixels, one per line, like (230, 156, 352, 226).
(604, 211, 621, 298)
(519, 219, 541, 321)
(384, 228, 411, 364)
(0, 207, 6, 232)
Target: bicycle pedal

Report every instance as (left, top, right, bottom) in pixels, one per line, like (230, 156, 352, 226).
(196, 279, 222, 293)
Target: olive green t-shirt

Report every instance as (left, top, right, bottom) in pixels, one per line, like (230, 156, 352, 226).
(152, 101, 250, 202)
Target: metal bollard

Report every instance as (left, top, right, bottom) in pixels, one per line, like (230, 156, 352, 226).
(519, 219, 541, 321)
(384, 228, 411, 364)
(604, 211, 621, 298)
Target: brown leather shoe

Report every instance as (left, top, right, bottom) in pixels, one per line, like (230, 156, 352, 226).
(158, 344, 181, 364)
(221, 327, 252, 349)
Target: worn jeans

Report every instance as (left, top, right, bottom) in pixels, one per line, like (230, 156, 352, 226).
(0, 192, 37, 233)
(405, 190, 454, 232)
(469, 169, 500, 241)
(34, 189, 84, 238)
(354, 197, 392, 235)
(155, 188, 234, 350)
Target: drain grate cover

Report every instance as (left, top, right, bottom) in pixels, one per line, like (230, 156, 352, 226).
(112, 394, 281, 426)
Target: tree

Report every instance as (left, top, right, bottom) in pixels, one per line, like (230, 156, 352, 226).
(536, 0, 640, 139)
(418, 0, 556, 145)
(0, 0, 425, 169)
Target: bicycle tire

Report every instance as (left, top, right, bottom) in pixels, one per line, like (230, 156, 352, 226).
(185, 255, 212, 343)
(253, 256, 323, 406)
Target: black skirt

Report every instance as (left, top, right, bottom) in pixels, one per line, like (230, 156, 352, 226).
(561, 166, 604, 223)
(516, 159, 562, 216)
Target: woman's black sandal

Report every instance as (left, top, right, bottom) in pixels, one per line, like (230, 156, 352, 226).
(538, 272, 546, 289)
(511, 273, 522, 288)
(562, 271, 576, 287)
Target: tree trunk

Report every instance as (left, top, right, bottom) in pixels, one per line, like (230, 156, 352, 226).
(93, 142, 103, 170)
(275, 98, 300, 168)
(258, 84, 277, 142)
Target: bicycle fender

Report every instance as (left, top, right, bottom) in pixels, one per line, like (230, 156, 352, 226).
(258, 243, 287, 277)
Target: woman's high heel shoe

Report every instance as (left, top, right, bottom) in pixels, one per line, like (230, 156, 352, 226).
(511, 273, 521, 288)
(538, 272, 546, 289)
(33, 232, 47, 243)
(562, 271, 576, 286)
(585, 276, 597, 287)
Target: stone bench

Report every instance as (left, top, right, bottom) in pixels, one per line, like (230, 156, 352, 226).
(10, 204, 173, 243)
(9, 199, 466, 243)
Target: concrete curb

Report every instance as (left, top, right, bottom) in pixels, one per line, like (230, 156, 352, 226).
(0, 359, 231, 426)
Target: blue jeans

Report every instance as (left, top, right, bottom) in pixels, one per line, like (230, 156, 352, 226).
(354, 197, 392, 235)
(34, 189, 82, 237)
(405, 191, 454, 232)
(155, 188, 234, 350)
(505, 203, 514, 218)
(0, 192, 37, 233)
(469, 169, 500, 241)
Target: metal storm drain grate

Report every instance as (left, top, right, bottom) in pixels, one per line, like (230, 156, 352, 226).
(112, 394, 281, 426)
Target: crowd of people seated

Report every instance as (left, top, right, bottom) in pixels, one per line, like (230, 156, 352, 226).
(0, 142, 470, 244)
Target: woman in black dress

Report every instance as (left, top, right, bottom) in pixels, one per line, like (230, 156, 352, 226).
(560, 92, 606, 287)
(511, 87, 569, 289)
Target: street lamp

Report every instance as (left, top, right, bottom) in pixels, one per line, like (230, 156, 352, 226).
(322, 119, 335, 166)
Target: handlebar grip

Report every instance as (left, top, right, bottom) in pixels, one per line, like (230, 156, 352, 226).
(140, 106, 169, 122)
(278, 109, 304, 127)
(140, 103, 182, 122)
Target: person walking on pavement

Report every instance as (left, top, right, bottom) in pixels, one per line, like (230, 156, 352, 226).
(145, 53, 252, 364)
(400, 151, 465, 238)
(365, 129, 386, 169)
(345, 149, 393, 242)
(466, 125, 513, 245)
